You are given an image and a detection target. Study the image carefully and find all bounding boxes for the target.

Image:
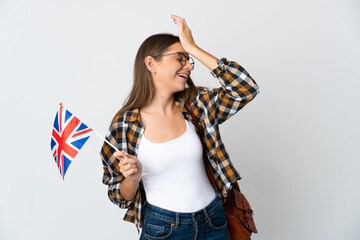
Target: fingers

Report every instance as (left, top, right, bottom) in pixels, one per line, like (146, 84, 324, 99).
(170, 15, 187, 30)
(113, 151, 133, 161)
(113, 150, 128, 159)
(121, 162, 137, 172)
(171, 15, 185, 22)
(120, 157, 136, 167)
(113, 151, 135, 163)
(170, 15, 193, 40)
(123, 167, 138, 178)
(113, 151, 137, 166)
(116, 151, 138, 176)
(170, 15, 196, 55)
(112, 150, 140, 179)
(121, 163, 138, 178)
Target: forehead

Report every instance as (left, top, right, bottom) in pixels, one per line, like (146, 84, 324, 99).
(166, 42, 188, 55)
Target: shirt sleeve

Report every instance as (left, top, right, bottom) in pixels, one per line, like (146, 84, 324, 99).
(100, 118, 138, 209)
(195, 57, 260, 124)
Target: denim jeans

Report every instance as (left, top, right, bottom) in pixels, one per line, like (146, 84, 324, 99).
(139, 195, 229, 240)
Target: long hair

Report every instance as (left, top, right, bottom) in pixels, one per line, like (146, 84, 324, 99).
(113, 33, 209, 121)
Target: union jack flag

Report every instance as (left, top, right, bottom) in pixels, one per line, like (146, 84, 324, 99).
(51, 104, 93, 179)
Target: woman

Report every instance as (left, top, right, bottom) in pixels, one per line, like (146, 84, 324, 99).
(100, 15, 260, 239)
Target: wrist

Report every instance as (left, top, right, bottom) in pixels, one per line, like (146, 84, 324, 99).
(127, 177, 140, 184)
(188, 46, 218, 71)
(187, 44, 200, 56)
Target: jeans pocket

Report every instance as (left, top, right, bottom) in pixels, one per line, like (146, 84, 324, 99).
(207, 204, 228, 230)
(144, 211, 174, 240)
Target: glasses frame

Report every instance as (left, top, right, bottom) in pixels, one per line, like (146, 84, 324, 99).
(152, 52, 195, 69)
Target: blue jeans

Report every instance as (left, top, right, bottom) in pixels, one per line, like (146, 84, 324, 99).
(139, 195, 229, 240)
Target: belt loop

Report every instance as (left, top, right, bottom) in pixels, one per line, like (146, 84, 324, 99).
(203, 208, 210, 222)
(175, 213, 180, 228)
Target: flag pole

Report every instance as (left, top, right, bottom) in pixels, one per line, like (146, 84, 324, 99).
(58, 102, 121, 153)
(93, 130, 120, 152)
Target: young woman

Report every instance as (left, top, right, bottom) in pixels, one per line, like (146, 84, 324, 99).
(100, 15, 260, 239)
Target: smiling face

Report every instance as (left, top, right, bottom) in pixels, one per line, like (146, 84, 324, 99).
(150, 42, 194, 94)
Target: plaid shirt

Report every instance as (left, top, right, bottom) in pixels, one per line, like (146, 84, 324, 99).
(100, 57, 260, 234)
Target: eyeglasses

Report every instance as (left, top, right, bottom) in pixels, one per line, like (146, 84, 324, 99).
(153, 52, 195, 69)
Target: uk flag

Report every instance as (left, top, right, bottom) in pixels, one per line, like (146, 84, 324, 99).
(51, 105, 93, 179)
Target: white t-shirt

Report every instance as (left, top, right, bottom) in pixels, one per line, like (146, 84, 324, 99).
(138, 118, 216, 212)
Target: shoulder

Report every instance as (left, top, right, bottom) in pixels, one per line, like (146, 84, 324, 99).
(110, 108, 139, 128)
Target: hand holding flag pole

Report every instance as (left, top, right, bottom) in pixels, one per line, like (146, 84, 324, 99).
(51, 102, 121, 180)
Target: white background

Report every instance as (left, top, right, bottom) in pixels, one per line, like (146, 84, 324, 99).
(0, 0, 359, 239)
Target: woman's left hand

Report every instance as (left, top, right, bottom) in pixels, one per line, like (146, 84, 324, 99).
(171, 15, 197, 53)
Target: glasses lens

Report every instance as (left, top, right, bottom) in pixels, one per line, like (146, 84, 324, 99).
(176, 53, 185, 66)
(188, 56, 194, 67)
(177, 53, 194, 68)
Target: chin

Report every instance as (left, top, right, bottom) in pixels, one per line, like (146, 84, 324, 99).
(175, 85, 186, 93)
(180, 84, 187, 91)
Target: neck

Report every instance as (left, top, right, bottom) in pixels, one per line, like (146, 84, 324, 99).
(140, 92, 177, 116)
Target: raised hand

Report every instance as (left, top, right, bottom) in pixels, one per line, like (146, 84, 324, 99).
(170, 15, 218, 71)
(170, 15, 197, 53)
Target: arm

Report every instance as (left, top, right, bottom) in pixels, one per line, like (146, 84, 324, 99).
(113, 150, 142, 201)
(100, 119, 140, 207)
(187, 45, 218, 71)
(170, 15, 259, 123)
(192, 58, 260, 124)
(120, 178, 140, 201)
(211, 58, 259, 123)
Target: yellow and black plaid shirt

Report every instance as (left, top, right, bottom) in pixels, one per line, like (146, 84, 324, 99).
(100, 58, 260, 234)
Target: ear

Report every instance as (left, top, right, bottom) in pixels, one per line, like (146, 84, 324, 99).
(144, 56, 156, 74)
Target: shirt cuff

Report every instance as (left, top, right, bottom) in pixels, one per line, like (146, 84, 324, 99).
(211, 58, 228, 78)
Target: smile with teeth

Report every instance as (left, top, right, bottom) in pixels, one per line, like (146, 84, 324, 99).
(178, 74, 188, 79)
